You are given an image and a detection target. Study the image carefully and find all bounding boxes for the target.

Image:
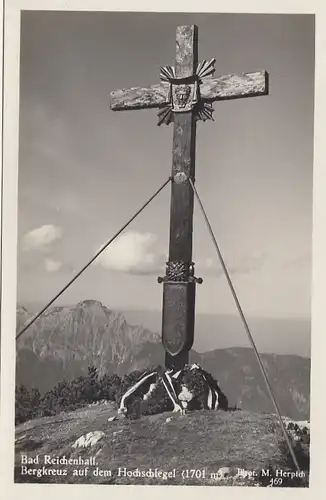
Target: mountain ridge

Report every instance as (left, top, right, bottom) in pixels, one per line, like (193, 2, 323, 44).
(15, 300, 310, 420)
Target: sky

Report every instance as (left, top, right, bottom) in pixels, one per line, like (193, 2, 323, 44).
(17, 11, 314, 334)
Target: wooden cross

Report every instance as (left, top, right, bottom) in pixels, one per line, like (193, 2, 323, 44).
(111, 25, 268, 370)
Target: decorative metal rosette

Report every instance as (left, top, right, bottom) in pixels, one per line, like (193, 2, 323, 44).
(166, 260, 189, 281)
(158, 58, 216, 126)
(157, 261, 203, 284)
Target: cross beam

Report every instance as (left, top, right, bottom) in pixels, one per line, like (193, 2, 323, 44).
(111, 71, 268, 111)
(110, 25, 268, 370)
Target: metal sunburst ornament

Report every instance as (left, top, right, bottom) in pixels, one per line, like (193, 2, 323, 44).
(157, 58, 216, 126)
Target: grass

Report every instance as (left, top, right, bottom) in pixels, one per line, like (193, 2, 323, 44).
(14, 403, 309, 487)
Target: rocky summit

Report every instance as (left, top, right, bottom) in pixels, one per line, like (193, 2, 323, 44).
(14, 403, 310, 487)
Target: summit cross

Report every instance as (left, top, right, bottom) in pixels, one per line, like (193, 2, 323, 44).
(110, 25, 268, 370)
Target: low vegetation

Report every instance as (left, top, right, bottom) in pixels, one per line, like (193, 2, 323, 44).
(16, 365, 231, 424)
(16, 365, 183, 424)
(16, 366, 122, 424)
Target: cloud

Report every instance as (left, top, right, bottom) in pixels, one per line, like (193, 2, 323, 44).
(196, 251, 266, 277)
(22, 225, 63, 252)
(44, 258, 63, 273)
(96, 231, 166, 275)
(95, 231, 265, 278)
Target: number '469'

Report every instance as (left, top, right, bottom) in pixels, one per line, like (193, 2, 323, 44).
(269, 477, 283, 486)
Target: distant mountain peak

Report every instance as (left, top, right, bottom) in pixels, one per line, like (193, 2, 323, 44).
(76, 299, 106, 308)
(16, 299, 160, 385)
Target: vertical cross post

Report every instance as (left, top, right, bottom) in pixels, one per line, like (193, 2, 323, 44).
(161, 26, 199, 369)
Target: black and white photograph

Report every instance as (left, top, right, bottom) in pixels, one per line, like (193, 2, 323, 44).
(1, 3, 321, 492)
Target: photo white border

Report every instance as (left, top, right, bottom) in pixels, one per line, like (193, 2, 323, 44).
(1, 1, 326, 499)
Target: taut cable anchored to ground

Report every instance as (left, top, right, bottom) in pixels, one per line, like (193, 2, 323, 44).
(16, 176, 172, 341)
(189, 177, 301, 473)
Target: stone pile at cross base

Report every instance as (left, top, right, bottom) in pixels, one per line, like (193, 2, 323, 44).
(117, 363, 228, 418)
